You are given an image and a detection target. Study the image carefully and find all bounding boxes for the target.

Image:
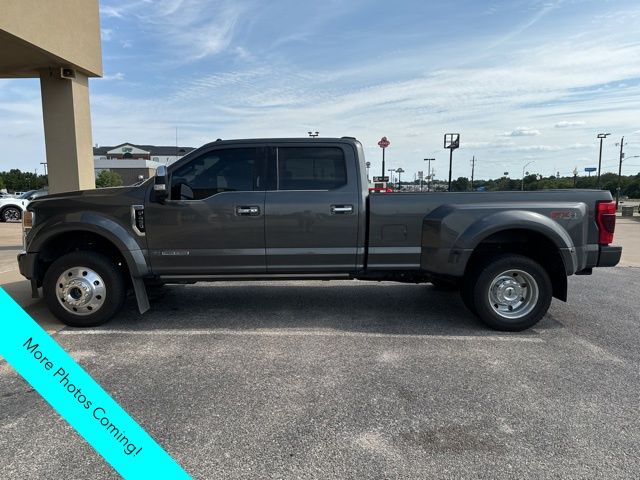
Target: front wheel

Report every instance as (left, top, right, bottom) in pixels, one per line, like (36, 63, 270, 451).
(43, 251, 126, 327)
(1, 206, 22, 222)
(468, 254, 552, 331)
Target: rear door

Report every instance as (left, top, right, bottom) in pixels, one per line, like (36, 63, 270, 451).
(145, 146, 267, 275)
(265, 144, 361, 272)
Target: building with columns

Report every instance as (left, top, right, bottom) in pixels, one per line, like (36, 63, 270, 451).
(0, 0, 102, 194)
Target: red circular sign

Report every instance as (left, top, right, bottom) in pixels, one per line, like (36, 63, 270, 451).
(378, 137, 390, 149)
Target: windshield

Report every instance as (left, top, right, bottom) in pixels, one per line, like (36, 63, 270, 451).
(18, 190, 37, 199)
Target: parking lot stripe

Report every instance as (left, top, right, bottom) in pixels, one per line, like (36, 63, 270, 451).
(58, 329, 544, 342)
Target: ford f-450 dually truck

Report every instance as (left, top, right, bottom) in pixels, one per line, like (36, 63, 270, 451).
(18, 137, 621, 331)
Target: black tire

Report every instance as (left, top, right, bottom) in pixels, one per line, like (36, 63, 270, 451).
(470, 254, 552, 331)
(1, 206, 22, 222)
(43, 251, 126, 327)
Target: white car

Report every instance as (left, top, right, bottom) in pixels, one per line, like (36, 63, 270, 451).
(0, 189, 48, 222)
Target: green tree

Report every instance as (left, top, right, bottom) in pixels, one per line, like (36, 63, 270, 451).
(451, 176, 470, 192)
(624, 180, 640, 199)
(0, 169, 47, 191)
(95, 170, 123, 188)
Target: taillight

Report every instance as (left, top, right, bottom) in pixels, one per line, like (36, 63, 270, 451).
(596, 200, 616, 245)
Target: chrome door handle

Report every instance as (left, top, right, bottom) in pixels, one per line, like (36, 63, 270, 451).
(331, 205, 354, 214)
(236, 206, 260, 216)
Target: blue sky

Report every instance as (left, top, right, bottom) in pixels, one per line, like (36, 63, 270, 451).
(1, 0, 640, 180)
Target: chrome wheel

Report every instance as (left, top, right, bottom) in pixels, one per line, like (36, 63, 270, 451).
(3, 207, 21, 222)
(487, 269, 539, 320)
(56, 267, 107, 316)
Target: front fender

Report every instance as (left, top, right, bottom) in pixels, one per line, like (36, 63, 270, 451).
(27, 212, 150, 278)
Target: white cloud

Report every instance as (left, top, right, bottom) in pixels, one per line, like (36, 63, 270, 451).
(506, 143, 593, 152)
(100, 5, 123, 18)
(141, 0, 248, 61)
(500, 127, 541, 137)
(103, 73, 125, 81)
(555, 120, 586, 128)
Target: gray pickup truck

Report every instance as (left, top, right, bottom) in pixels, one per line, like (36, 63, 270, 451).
(18, 137, 621, 331)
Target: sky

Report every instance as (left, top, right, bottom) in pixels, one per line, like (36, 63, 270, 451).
(1, 0, 640, 180)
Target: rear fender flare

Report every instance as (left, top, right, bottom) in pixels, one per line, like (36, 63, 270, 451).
(453, 210, 577, 274)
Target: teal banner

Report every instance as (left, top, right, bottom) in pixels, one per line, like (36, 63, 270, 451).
(0, 288, 191, 479)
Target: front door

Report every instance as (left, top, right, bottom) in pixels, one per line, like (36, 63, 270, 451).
(145, 146, 267, 275)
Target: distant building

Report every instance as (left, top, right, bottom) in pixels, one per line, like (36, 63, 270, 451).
(93, 143, 195, 185)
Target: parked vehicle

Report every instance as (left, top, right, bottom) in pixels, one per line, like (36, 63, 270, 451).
(19, 138, 621, 330)
(0, 189, 48, 222)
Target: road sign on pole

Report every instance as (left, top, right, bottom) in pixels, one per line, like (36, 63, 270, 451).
(444, 133, 460, 192)
(378, 137, 390, 177)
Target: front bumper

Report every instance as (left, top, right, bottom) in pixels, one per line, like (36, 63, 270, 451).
(17, 251, 38, 279)
(597, 245, 622, 267)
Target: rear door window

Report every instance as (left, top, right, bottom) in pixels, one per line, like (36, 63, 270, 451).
(277, 147, 347, 191)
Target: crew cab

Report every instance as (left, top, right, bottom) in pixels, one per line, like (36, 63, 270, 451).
(18, 138, 621, 331)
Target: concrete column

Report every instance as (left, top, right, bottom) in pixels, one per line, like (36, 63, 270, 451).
(40, 68, 95, 194)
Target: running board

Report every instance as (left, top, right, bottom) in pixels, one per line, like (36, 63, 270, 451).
(159, 273, 351, 282)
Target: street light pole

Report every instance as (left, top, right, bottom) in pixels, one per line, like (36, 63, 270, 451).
(616, 137, 624, 208)
(521, 160, 535, 191)
(597, 133, 610, 189)
(448, 149, 453, 191)
(396, 168, 404, 190)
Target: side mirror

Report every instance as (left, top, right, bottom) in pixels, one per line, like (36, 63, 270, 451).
(153, 165, 169, 202)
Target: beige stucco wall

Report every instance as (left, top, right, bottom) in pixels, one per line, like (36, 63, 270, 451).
(0, 0, 102, 77)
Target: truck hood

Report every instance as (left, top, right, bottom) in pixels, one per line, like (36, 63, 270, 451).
(29, 185, 144, 207)
(31, 185, 141, 205)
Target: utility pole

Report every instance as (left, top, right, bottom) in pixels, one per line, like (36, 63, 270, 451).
(424, 158, 435, 192)
(597, 133, 610, 189)
(616, 137, 624, 208)
(308, 131, 319, 137)
(470, 156, 476, 191)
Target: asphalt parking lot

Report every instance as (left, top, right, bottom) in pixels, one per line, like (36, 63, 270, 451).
(1, 222, 639, 479)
